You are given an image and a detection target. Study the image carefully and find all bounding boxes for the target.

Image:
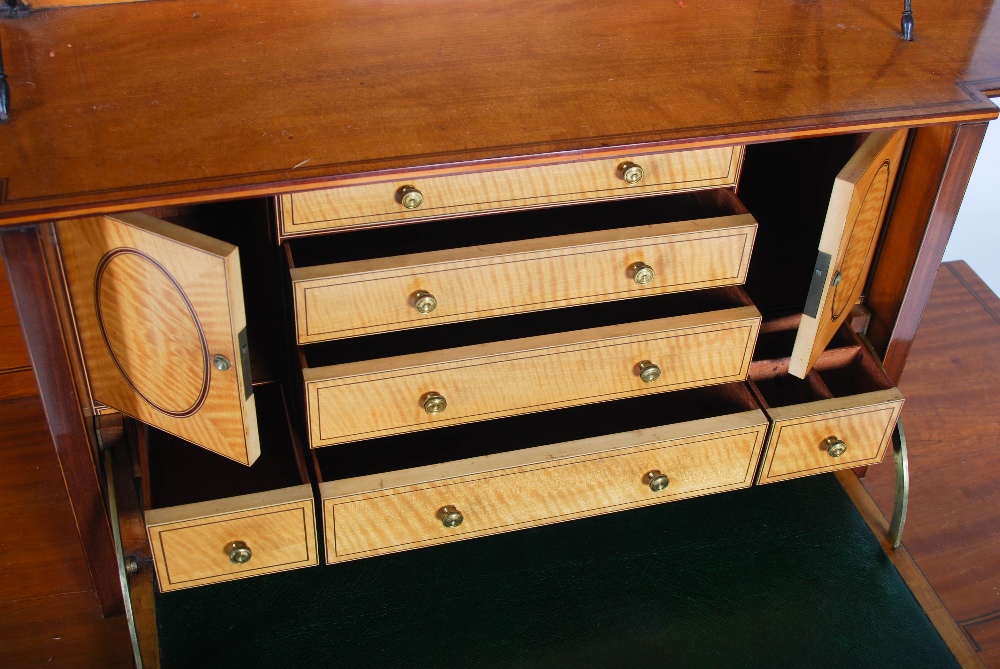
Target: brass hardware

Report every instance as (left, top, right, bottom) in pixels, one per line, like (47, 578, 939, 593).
(637, 360, 661, 383)
(647, 470, 670, 492)
(439, 505, 464, 528)
(226, 541, 253, 564)
(421, 391, 448, 415)
(399, 185, 424, 210)
(823, 436, 847, 458)
(412, 290, 438, 314)
(620, 161, 644, 185)
(831, 270, 844, 287)
(213, 354, 232, 372)
(124, 556, 139, 575)
(630, 261, 655, 286)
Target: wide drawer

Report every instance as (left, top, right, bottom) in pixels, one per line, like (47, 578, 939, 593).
(143, 384, 319, 591)
(288, 205, 756, 343)
(314, 383, 769, 562)
(277, 145, 744, 236)
(301, 287, 761, 447)
(749, 324, 904, 484)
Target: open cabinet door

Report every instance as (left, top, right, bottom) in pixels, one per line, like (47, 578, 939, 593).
(57, 213, 260, 465)
(789, 129, 907, 379)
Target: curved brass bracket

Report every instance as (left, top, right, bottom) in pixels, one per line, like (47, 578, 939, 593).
(888, 420, 909, 548)
(99, 427, 145, 668)
(857, 331, 909, 549)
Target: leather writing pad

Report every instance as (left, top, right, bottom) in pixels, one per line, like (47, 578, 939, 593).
(155, 474, 958, 668)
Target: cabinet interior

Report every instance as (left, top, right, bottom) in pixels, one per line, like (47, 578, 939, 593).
(748, 324, 894, 410)
(141, 383, 309, 509)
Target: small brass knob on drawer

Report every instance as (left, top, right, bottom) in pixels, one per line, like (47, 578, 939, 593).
(637, 360, 661, 383)
(439, 505, 464, 528)
(646, 470, 670, 492)
(421, 391, 448, 415)
(823, 436, 848, 458)
(225, 541, 252, 564)
(412, 290, 438, 314)
(213, 354, 232, 372)
(630, 262, 655, 286)
(399, 185, 424, 210)
(620, 161, 644, 185)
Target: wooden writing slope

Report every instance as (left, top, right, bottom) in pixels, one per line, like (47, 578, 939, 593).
(0, 0, 998, 665)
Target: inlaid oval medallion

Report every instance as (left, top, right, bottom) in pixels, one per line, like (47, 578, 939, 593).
(831, 161, 890, 321)
(94, 249, 210, 417)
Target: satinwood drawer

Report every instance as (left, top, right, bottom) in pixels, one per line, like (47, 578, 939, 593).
(277, 145, 744, 236)
(143, 384, 318, 591)
(313, 383, 769, 562)
(287, 207, 756, 343)
(300, 287, 761, 448)
(749, 325, 904, 485)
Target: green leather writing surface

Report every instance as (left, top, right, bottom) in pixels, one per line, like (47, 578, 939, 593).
(155, 475, 958, 668)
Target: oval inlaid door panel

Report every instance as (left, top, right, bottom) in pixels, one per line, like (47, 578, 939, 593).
(57, 213, 260, 465)
(789, 129, 907, 379)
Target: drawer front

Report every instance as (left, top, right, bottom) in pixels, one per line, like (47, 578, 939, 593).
(323, 410, 769, 562)
(304, 307, 761, 447)
(756, 389, 904, 484)
(146, 486, 318, 592)
(292, 216, 757, 343)
(279, 146, 744, 235)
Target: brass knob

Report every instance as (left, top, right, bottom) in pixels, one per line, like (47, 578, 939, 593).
(621, 161, 644, 185)
(439, 505, 464, 528)
(225, 541, 252, 564)
(213, 354, 231, 372)
(647, 470, 670, 492)
(412, 290, 438, 314)
(399, 185, 424, 210)
(637, 360, 661, 383)
(421, 391, 447, 415)
(823, 436, 847, 458)
(630, 262, 655, 286)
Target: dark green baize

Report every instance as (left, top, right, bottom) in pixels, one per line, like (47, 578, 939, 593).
(156, 475, 958, 668)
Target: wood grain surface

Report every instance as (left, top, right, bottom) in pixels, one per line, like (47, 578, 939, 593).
(757, 389, 903, 484)
(279, 146, 743, 234)
(0, 395, 132, 667)
(57, 213, 261, 465)
(0, 0, 997, 224)
(305, 305, 761, 447)
(291, 214, 757, 342)
(865, 261, 1000, 667)
(0, 226, 124, 617)
(145, 485, 317, 592)
(790, 129, 907, 377)
(322, 409, 769, 562)
(0, 255, 35, 400)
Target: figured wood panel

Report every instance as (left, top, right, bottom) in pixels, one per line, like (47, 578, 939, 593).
(279, 146, 743, 234)
(323, 409, 769, 562)
(790, 129, 908, 378)
(305, 306, 761, 447)
(0, 0, 997, 225)
(756, 389, 903, 484)
(57, 213, 261, 465)
(145, 485, 317, 592)
(292, 215, 757, 342)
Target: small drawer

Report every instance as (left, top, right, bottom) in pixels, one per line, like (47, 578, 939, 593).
(313, 383, 769, 562)
(143, 384, 318, 591)
(277, 145, 744, 236)
(287, 190, 756, 343)
(749, 324, 903, 485)
(301, 287, 761, 447)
